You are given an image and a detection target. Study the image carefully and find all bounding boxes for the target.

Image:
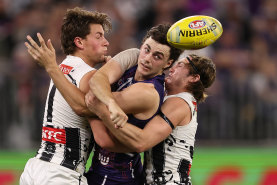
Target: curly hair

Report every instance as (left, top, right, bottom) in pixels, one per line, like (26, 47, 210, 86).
(61, 7, 112, 55)
(186, 54, 216, 103)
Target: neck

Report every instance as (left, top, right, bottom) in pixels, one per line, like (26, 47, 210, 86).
(73, 53, 97, 68)
(166, 86, 185, 96)
(134, 71, 162, 81)
(134, 72, 154, 81)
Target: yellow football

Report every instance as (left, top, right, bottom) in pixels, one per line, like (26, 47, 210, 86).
(167, 15, 223, 50)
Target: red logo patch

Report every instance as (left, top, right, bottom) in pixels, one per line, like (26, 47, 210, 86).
(59, 64, 73, 74)
(42, 127, 66, 144)
(189, 20, 206, 29)
(192, 101, 198, 112)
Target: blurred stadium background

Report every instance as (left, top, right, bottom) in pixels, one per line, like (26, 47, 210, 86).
(0, 0, 276, 184)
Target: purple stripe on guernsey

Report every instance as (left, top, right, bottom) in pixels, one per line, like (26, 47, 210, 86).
(86, 65, 165, 185)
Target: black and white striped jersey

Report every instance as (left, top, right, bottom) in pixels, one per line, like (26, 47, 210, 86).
(36, 55, 95, 174)
(144, 92, 198, 185)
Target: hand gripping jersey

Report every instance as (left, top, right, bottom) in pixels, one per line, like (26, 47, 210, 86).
(144, 92, 198, 185)
(86, 49, 165, 185)
(36, 55, 95, 175)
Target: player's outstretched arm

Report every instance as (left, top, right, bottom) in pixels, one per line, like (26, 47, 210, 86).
(25, 33, 95, 117)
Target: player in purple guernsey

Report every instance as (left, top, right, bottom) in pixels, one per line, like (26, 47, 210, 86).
(85, 24, 182, 185)
(86, 64, 166, 185)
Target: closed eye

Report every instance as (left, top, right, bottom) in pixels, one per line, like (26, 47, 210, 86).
(177, 62, 185, 67)
(96, 32, 103, 39)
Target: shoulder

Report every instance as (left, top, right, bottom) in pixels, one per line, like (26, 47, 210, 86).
(129, 82, 156, 93)
(165, 92, 195, 106)
(127, 82, 156, 94)
(163, 97, 190, 111)
(112, 48, 140, 71)
(113, 48, 140, 57)
(161, 96, 191, 127)
(121, 82, 158, 103)
(79, 69, 97, 93)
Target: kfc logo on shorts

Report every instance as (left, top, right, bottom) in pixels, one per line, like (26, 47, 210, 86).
(59, 64, 73, 74)
(189, 20, 206, 29)
(42, 127, 66, 144)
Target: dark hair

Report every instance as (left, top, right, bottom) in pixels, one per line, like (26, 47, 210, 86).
(186, 54, 216, 103)
(141, 24, 183, 65)
(61, 7, 112, 55)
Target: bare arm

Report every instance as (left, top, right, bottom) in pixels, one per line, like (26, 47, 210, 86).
(87, 82, 160, 125)
(93, 97, 191, 153)
(89, 60, 128, 127)
(113, 83, 159, 116)
(25, 33, 96, 117)
(89, 48, 139, 127)
(85, 82, 160, 152)
(89, 118, 133, 153)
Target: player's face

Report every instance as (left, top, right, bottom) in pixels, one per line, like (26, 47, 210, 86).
(165, 58, 191, 89)
(136, 37, 172, 80)
(83, 24, 109, 63)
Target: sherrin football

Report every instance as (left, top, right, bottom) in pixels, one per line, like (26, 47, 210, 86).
(167, 15, 223, 50)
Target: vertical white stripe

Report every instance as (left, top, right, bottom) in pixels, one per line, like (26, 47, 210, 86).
(101, 175, 108, 185)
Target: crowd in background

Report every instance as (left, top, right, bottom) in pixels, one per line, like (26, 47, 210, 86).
(0, 0, 276, 150)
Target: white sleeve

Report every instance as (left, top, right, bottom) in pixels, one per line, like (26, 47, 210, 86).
(112, 48, 140, 72)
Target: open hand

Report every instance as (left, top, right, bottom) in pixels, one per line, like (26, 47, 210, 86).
(25, 33, 56, 69)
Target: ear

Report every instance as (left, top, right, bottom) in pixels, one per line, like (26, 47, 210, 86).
(163, 59, 174, 69)
(189, 74, 201, 83)
(74, 37, 84, 50)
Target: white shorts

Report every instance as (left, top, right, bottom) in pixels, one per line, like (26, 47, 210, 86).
(20, 157, 88, 185)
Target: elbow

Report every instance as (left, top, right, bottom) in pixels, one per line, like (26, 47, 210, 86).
(89, 75, 98, 92)
(94, 136, 114, 151)
(129, 132, 149, 153)
(72, 106, 87, 117)
(133, 142, 147, 153)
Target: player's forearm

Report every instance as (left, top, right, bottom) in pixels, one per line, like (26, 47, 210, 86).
(89, 118, 134, 153)
(97, 133, 135, 153)
(46, 65, 95, 117)
(89, 70, 115, 106)
(115, 125, 147, 153)
(98, 112, 146, 153)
